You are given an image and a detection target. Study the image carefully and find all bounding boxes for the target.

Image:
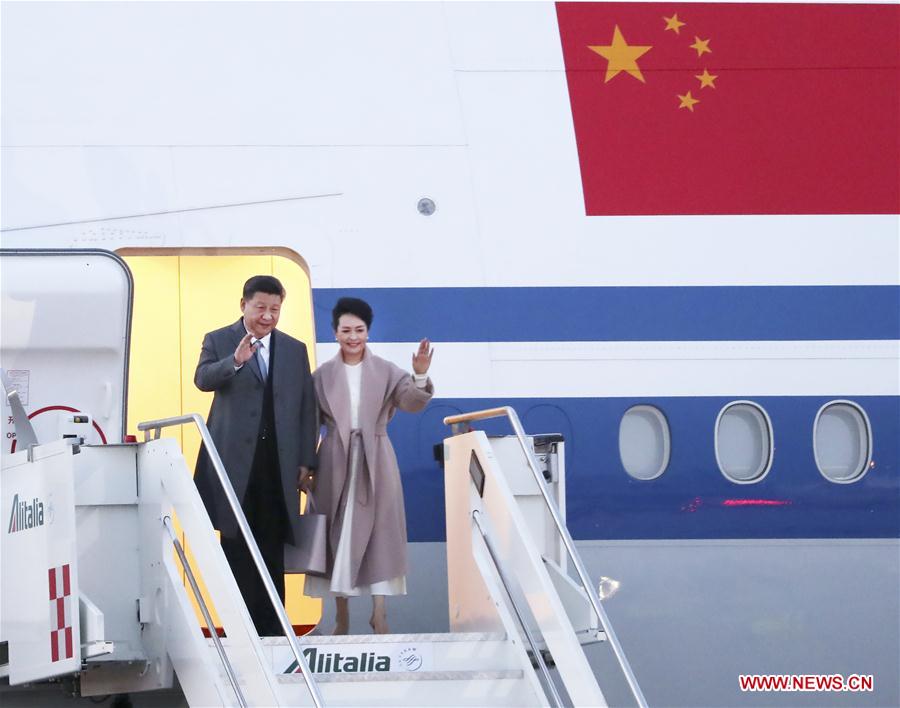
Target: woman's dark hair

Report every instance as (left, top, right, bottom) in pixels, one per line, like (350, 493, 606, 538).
(332, 297, 373, 330)
(243, 275, 286, 300)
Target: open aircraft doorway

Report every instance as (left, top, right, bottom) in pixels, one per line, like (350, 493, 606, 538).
(117, 247, 322, 632)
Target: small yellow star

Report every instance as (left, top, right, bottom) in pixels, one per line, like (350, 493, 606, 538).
(678, 91, 700, 112)
(589, 25, 652, 84)
(695, 69, 718, 89)
(663, 13, 686, 34)
(690, 36, 711, 56)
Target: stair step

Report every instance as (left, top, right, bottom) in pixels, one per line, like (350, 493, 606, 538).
(261, 631, 507, 645)
(278, 669, 523, 684)
(277, 669, 542, 706)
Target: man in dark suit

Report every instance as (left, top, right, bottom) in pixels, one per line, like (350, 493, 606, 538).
(194, 275, 317, 636)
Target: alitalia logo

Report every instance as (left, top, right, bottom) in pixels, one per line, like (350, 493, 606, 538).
(285, 647, 391, 674)
(7, 493, 45, 534)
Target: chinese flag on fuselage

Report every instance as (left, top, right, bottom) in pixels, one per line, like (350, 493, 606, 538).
(556, 3, 899, 215)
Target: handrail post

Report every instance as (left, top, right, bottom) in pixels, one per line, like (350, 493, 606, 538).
(444, 406, 648, 708)
(138, 413, 324, 708)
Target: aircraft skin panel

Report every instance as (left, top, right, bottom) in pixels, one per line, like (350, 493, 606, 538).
(385, 394, 899, 542)
(3, 148, 898, 288)
(3, 2, 898, 288)
(0, 3, 466, 147)
(0, 147, 184, 235)
(452, 67, 899, 287)
(309, 286, 900, 342)
(443, 2, 566, 71)
(315, 341, 899, 398)
(164, 145, 480, 287)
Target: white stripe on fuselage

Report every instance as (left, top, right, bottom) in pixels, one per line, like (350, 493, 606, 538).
(315, 340, 899, 398)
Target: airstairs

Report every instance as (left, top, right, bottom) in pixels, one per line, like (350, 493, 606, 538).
(1, 401, 646, 707)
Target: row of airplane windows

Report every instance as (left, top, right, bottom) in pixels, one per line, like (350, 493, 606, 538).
(618, 400, 873, 484)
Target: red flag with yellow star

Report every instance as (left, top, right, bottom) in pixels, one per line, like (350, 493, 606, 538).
(556, 3, 899, 215)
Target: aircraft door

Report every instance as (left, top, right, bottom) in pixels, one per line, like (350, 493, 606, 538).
(119, 248, 322, 632)
(0, 250, 131, 455)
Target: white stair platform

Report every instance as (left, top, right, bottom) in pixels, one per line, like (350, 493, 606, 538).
(213, 632, 546, 706)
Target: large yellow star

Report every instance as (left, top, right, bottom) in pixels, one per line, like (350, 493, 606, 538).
(589, 26, 652, 84)
(677, 91, 700, 112)
(690, 36, 712, 56)
(695, 69, 718, 89)
(663, 13, 686, 34)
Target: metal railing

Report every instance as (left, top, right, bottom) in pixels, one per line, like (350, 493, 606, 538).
(444, 406, 648, 708)
(139, 413, 323, 708)
(164, 515, 247, 707)
(472, 510, 564, 708)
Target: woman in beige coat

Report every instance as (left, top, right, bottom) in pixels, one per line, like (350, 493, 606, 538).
(302, 297, 434, 634)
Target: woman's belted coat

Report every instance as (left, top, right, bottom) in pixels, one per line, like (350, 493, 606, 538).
(311, 349, 433, 587)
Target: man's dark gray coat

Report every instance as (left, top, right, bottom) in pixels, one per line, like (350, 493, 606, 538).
(194, 319, 317, 541)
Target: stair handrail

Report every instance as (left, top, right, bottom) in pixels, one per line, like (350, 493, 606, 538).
(472, 510, 564, 708)
(139, 413, 324, 708)
(444, 406, 648, 708)
(164, 515, 247, 707)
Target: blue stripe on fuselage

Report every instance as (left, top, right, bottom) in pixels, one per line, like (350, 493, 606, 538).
(387, 396, 899, 542)
(313, 286, 900, 342)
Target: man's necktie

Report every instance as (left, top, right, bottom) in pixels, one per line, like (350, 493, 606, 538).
(254, 341, 268, 380)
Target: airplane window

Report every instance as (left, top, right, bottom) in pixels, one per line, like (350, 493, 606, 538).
(715, 402, 773, 483)
(814, 401, 872, 483)
(619, 405, 670, 480)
